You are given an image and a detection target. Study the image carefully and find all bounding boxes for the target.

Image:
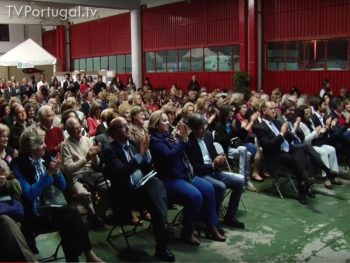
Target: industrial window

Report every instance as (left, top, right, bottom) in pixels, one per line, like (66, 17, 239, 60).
(93, 57, 101, 71)
(233, 46, 240, 71)
(166, 50, 178, 72)
(86, 58, 93, 72)
(178, 49, 190, 72)
(204, 47, 219, 72)
(305, 41, 325, 70)
(266, 38, 349, 71)
(285, 42, 304, 70)
(117, 55, 125, 73)
(145, 46, 239, 73)
(73, 59, 80, 71)
(108, 56, 117, 72)
(191, 48, 203, 71)
(100, 56, 108, 70)
(125, 54, 132, 73)
(0, 25, 9, 41)
(327, 39, 348, 70)
(79, 58, 86, 71)
(145, 52, 156, 73)
(267, 42, 285, 70)
(156, 51, 166, 72)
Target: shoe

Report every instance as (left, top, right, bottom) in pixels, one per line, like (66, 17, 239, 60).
(298, 194, 307, 205)
(168, 203, 178, 210)
(217, 225, 225, 236)
(306, 187, 316, 198)
(223, 218, 245, 229)
(251, 173, 264, 182)
(140, 210, 152, 221)
(324, 179, 332, 189)
(181, 234, 200, 246)
(87, 215, 105, 230)
(155, 247, 175, 262)
(29, 244, 39, 254)
(331, 178, 343, 185)
(246, 181, 257, 192)
(205, 226, 226, 242)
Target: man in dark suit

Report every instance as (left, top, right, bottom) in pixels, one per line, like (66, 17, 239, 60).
(102, 117, 175, 262)
(186, 113, 245, 228)
(254, 101, 314, 204)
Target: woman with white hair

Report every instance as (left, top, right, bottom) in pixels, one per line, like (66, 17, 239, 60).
(36, 105, 64, 158)
(12, 127, 103, 262)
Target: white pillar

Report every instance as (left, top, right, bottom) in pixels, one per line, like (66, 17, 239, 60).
(130, 8, 142, 90)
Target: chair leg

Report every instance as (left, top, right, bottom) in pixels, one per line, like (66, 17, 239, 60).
(289, 176, 298, 193)
(107, 223, 139, 250)
(39, 241, 63, 262)
(240, 198, 248, 213)
(273, 179, 284, 199)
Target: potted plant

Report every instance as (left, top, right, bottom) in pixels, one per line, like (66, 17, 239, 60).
(234, 71, 250, 101)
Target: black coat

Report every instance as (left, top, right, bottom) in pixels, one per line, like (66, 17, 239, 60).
(186, 132, 218, 176)
(102, 141, 152, 222)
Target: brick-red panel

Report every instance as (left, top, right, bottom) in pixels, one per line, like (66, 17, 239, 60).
(142, 0, 239, 50)
(70, 13, 131, 59)
(264, 0, 350, 41)
(146, 72, 235, 92)
(42, 30, 56, 56)
(264, 71, 350, 96)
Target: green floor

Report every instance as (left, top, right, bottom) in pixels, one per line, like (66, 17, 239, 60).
(36, 168, 350, 262)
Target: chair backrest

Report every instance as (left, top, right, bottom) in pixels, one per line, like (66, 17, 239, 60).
(213, 142, 225, 155)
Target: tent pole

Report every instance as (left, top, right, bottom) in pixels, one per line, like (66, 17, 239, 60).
(53, 64, 56, 75)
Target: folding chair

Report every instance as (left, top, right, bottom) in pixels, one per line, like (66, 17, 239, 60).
(36, 232, 64, 262)
(213, 142, 248, 213)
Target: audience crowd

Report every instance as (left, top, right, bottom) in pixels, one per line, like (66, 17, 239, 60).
(0, 73, 349, 262)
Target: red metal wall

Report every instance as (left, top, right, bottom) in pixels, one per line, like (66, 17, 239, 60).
(42, 30, 56, 57)
(263, 0, 350, 95)
(42, 27, 66, 71)
(70, 13, 131, 59)
(142, 0, 239, 90)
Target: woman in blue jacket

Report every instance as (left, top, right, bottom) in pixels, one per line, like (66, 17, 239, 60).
(12, 127, 102, 262)
(148, 110, 225, 246)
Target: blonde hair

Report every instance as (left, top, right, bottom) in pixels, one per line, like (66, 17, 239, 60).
(0, 123, 9, 136)
(118, 101, 132, 115)
(148, 110, 164, 133)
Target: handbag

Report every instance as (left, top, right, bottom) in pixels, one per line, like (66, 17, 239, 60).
(230, 137, 244, 148)
(0, 196, 24, 222)
(40, 185, 67, 210)
(182, 152, 195, 183)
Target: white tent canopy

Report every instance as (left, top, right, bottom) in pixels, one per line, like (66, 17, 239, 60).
(0, 38, 57, 67)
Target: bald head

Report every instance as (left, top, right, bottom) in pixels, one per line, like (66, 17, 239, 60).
(108, 117, 130, 142)
(66, 117, 82, 140)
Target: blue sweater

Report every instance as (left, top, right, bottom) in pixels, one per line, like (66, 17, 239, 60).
(149, 132, 187, 181)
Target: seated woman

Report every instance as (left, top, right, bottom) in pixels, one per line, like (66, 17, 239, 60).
(148, 110, 225, 246)
(11, 127, 102, 262)
(296, 105, 340, 189)
(0, 167, 36, 262)
(214, 105, 256, 191)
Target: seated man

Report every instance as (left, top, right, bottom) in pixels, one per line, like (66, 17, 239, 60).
(186, 113, 245, 228)
(61, 117, 106, 229)
(102, 117, 175, 262)
(254, 101, 337, 205)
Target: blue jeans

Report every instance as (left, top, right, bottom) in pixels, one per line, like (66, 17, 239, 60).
(203, 171, 244, 220)
(163, 176, 217, 238)
(228, 145, 251, 182)
(245, 142, 257, 157)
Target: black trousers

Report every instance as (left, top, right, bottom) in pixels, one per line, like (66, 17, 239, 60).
(22, 205, 92, 262)
(291, 143, 332, 177)
(0, 215, 36, 262)
(112, 177, 168, 249)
